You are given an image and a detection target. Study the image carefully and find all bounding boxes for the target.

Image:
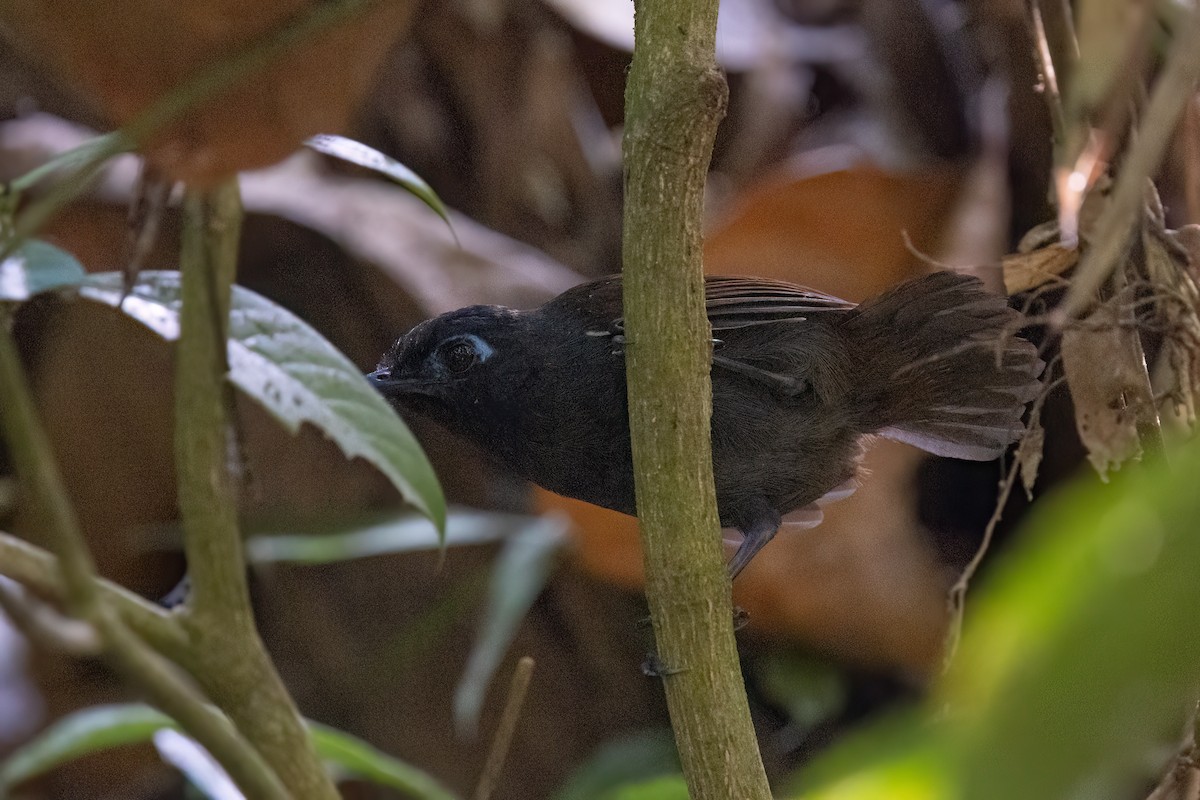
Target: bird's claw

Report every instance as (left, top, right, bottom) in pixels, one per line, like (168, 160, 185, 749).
(733, 606, 750, 630)
(642, 653, 687, 678)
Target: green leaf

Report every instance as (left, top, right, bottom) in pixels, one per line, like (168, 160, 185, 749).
(0, 703, 460, 800)
(308, 722, 459, 800)
(304, 134, 455, 236)
(607, 775, 690, 800)
(0, 704, 177, 791)
(798, 437, 1200, 800)
(246, 509, 552, 565)
(554, 730, 679, 800)
(7, 133, 127, 195)
(455, 516, 568, 732)
(0, 240, 86, 303)
(152, 729, 241, 800)
(72, 271, 445, 533)
(248, 510, 567, 736)
(758, 652, 846, 734)
(941, 448, 1200, 800)
(785, 710, 936, 798)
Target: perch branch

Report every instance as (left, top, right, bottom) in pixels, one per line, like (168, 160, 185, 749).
(621, 0, 771, 797)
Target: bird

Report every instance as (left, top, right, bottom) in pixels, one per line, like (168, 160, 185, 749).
(368, 271, 1042, 578)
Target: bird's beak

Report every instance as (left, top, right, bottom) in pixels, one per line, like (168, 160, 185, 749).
(365, 369, 438, 398)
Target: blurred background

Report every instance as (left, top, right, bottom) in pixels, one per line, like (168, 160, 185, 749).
(0, 0, 1194, 797)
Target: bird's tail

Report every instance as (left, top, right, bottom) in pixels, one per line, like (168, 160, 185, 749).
(839, 271, 1042, 461)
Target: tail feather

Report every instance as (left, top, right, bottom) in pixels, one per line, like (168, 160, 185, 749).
(840, 271, 1042, 461)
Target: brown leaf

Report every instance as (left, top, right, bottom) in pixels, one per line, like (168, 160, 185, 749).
(1002, 242, 1078, 294)
(2, 0, 417, 183)
(704, 159, 964, 301)
(535, 436, 950, 673)
(1146, 221, 1200, 432)
(1016, 419, 1045, 499)
(1061, 303, 1147, 478)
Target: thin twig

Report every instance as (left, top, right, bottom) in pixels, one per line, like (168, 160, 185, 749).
(102, 623, 291, 800)
(0, 579, 100, 656)
(472, 656, 535, 800)
(1112, 263, 1167, 454)
(1058, 5, 1200, 319)
(1145, 710, 1200, 800)
(0, 531, 191, 663)
(1030, 0, 1068, 151)
(943, 366, 1066, 670)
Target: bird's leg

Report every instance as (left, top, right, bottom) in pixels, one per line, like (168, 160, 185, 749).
(728, 504, 782, 579)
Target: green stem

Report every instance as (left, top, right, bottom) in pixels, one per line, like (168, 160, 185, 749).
(175, 184, 246, 627)
(0, 531, 190, 663)
(173, 180, 340, 800)
(621, 2, 771, 798)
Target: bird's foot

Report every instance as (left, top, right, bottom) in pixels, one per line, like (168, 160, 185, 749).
(642, 653, 687, 678)
(733, 606, 750, 630)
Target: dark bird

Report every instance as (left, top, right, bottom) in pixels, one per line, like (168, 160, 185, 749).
(368, 271, 1041, 577)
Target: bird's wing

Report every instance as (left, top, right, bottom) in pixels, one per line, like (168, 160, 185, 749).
(594, 276, 854, 397)
(702, 275, 855, 331)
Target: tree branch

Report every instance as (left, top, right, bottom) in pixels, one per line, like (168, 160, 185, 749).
(621, 1, 771, 798)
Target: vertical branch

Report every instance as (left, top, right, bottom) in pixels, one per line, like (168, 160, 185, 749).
(622, 2, 771, 799)
(176, 182, 249, 629)
(173, 180, 339, 800)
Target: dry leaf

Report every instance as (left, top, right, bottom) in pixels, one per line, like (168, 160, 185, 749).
(1144, 218, 1200, 432)
(1016, 418, 1045, 499)
(1061, 302, 1147, 478)
(1002, 243, 1078, 294)
(704, 155, 964, 300)
(2, 0, 417, 183)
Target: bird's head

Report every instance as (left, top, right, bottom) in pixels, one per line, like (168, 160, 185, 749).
(368, 305, 531, 438)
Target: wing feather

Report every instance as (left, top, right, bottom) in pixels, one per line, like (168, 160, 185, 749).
(702, 275, 854, 331)
(608, 275, 855, 332)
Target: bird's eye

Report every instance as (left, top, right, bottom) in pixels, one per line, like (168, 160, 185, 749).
(442, 340, 479, 374)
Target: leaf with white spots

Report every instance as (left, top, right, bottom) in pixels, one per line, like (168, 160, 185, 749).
(74, 271, 445, 533)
